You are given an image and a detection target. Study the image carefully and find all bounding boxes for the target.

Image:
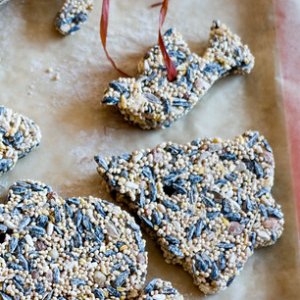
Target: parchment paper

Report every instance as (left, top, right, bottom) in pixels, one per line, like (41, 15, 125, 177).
(0, 0, 299, 299)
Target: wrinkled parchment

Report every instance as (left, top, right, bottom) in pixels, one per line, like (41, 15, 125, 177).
(0, 0, 299, 299)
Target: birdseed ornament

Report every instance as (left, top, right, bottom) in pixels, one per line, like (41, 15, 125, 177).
(95, 131, 283, 294)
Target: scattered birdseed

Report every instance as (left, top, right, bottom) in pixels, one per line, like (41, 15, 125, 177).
(0, 106, 41, 175)
(102, 20, 255, 130)
(0, 180, 148, 299)
(95, 131, 284, 294)
(137, 279, 184, 300)
(54, 0, 94, 35)
(46, 68, 54, 73)
(53, 73, 60, 81)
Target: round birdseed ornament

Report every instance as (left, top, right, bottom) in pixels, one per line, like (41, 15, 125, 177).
(0, 180, 148, 300)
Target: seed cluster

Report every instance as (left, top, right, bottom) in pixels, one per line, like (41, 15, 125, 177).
(0, 0, 9, 6)
(54, 0, 94, 36)
(95, 131, 284, 294)
(0, 106, 41, 175)
(0, 0, 93, 36)
(102, 20, 255, 130)
(137, 279, 184, 300)
(0, 180, 148, 300)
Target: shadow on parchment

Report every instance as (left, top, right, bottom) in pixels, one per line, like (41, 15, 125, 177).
(15, 0, 64, 44)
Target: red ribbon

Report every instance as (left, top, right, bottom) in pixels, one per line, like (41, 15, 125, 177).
(150, 1, 164, 8)
(157, 0, 177, 81)
(100, 0, 130, 77)
(100, 0, 177, 81)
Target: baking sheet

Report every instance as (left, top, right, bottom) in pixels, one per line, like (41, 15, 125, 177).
(274, 0, 300, 241)
(0, 0, 300, 299)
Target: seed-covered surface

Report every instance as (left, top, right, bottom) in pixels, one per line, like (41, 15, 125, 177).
(95, 131, 284, 294)
(137, 279, 184, 300)
(102, 21, 255, 130)
(54, 0, 94, 36)
(0, 106, 41, 175)
(0, 180, 148, 300)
